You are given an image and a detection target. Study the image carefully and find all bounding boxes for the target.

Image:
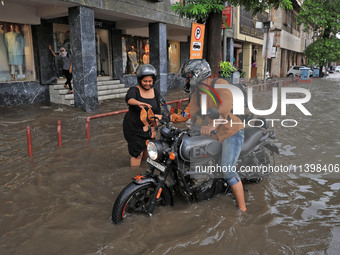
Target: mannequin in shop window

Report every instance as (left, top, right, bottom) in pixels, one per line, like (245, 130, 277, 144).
(128, 46, 139, 74)
(4, 24, 25, 81)
(0, 23, 10, 81)
(143, 44, 150, 64)
(122, 45, 127, 73)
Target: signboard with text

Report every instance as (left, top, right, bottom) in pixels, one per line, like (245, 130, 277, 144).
(190, 23, 205, 59)
(262, 32, 275, 59)
(222, 7, 232, 29)
(239, 6, 267, 39)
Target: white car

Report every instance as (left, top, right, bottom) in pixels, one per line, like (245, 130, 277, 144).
(335, 66, 340, 72)
(286, 66, 312, 77)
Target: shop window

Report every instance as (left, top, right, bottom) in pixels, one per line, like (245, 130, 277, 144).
(0, 22, 35, 82)
(122, 35, 149, 74)
(95, 29, 110, 76)
(52, 24, 71, 78)
(168, 40, 180, 73)
(53, 23, 111, 77)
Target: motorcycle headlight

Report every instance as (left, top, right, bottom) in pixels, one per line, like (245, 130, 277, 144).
(147, 140, 162, 161)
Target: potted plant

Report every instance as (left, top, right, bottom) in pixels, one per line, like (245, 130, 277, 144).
(219, 61, 237, 83)
(240, 71, 246, 78)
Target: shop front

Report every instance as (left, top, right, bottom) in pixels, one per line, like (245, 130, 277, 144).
(120, 31, 185, 90)
(0, 0, 191, 110)
(0, 1, 50, 107)
(233, 6, 267, 80)
(52, 23, 112, 78)
(0, 21, 36, 82)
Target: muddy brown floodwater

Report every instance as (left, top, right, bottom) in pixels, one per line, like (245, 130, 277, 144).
(1, 76, 339, 255)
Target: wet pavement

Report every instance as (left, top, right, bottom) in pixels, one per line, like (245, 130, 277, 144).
(0, 74, 339, 255)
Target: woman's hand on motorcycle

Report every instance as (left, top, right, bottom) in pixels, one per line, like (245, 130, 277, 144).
(151, 127, 157, 138)
(200, 125, 216, 136)
(159, 113, 170, 125)
(138, 102, 152, 109)
(142, 126, 156, 138)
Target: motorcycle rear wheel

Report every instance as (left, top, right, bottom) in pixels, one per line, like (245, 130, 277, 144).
(112, 182, 171, 224)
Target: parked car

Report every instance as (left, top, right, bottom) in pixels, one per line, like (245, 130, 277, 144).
(287, 66, 312, 77)
(335, 66, 340, 72)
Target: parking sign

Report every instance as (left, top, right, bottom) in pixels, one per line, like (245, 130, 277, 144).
(190, 23, 205, 59)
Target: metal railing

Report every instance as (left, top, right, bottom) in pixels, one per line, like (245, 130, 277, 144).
(245, 76, 301, 92)
(85, 98, 189, 140)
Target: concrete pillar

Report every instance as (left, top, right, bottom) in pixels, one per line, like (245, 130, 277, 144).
(69, 6, 98, 112)
(112, 29, 123, 79)
(243, 42, 252, 80)
(271, 47, 281, 77)
(282, 49, 288, 76)
(149, 22, 167, 97)
(256, 47, 265, 78)
(33, 20, 56, 85)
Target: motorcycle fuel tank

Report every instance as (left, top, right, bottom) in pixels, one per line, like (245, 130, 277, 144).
(179, 135, 221, 162)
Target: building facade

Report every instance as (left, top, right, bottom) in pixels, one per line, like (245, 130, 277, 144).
(270, 0, 311, 78)
(0, 0, 312, 111)
(225, 0, 310, 80)
(0, 0, 191, 111)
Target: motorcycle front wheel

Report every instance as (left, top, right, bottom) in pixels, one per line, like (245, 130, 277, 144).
(112, 182, 172, 224)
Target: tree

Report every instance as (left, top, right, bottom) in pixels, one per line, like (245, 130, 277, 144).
(304, 38, 340, 67)
(172, 0, 293, 76)
(298, 0, 340, 75)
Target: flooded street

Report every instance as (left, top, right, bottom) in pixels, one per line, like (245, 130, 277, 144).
(1, 76, 339, 255)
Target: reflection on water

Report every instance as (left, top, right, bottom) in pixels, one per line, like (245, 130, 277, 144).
(0, 78, 339, 255)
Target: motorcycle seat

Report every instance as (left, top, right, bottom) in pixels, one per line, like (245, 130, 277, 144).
(240, 127, 263, 156)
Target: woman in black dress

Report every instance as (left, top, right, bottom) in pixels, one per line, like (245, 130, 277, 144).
(123, 64, 162, 166)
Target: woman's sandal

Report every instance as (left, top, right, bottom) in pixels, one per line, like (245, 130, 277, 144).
(67, 90, 73, 94)
(147, 109, 157, 127)
(64, 84, 69, 89)
(140, 108, 150, 128)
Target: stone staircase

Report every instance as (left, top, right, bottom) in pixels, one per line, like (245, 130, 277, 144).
(49, 76, 128, 106)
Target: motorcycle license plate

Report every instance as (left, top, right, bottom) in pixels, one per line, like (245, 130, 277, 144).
(146, 158, 166, 172)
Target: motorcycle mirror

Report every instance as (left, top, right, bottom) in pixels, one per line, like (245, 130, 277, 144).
(207, 108, 220, 119)
(160, 97, 166, 106)
(159, 95, 171, 118)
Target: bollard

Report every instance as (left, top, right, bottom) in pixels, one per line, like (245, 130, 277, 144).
(86, 118, 90, 140)
(26, 126, 33, 157)
(57, 120, 62, 147)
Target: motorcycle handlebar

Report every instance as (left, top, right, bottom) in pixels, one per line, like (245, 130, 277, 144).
(189, 126, 216, 136)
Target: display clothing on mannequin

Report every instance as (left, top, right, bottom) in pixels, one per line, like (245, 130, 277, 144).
(143, 44, 150, 64)
(122, 46, 127, 73)
(143, 53, 149, 64)
(4, 24, 24, 80)
(128, 46, 139, 74)
(0, 24, 10, 81)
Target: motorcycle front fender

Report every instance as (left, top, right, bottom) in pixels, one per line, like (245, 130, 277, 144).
(132, 176, 174, 205)
(133, 176, 158, 185)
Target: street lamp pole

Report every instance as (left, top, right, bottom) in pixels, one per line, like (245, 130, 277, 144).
(264, 25, 270, 84)
(263, 8, 272, 84)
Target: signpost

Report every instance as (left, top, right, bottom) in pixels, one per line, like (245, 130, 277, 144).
(190, 23, 205, 59)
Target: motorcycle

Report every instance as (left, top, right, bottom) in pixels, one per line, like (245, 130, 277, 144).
(112, 105, 279, 224)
